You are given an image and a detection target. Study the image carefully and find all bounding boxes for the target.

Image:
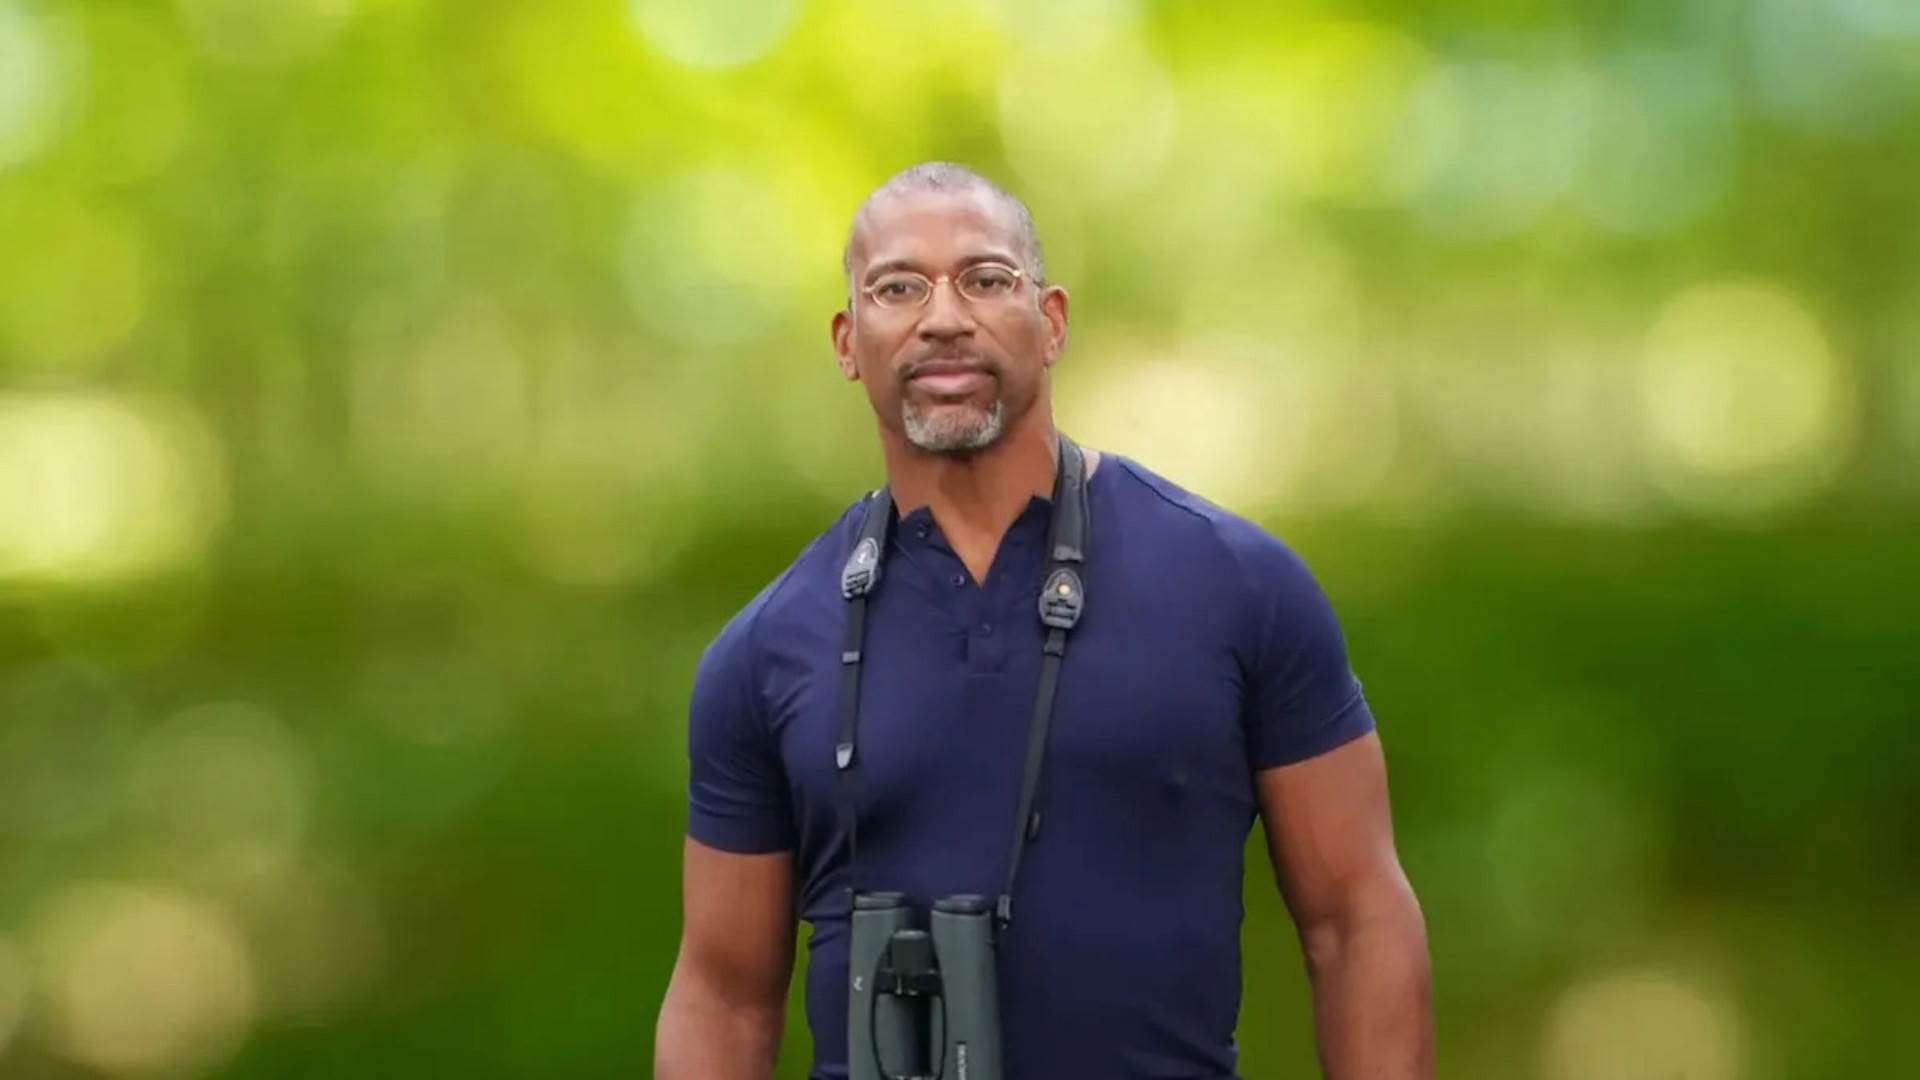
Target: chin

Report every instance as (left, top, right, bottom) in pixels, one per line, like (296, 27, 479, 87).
(903, 399, 1006, 454)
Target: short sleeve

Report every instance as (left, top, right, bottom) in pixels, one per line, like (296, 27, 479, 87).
(685, 614, 797, 853)
(1238, 534, 1375, 770)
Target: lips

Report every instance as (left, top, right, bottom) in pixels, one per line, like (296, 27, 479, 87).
(911, 369, 990, 395)
(906, 360, 993, 397)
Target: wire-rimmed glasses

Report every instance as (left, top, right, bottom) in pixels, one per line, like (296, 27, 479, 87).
(860, 263, 1028, 310)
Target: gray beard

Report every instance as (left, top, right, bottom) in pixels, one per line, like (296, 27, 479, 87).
(903, 398, 1006, 455)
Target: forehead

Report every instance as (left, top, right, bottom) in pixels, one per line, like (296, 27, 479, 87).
(849, 189, 1023, 275)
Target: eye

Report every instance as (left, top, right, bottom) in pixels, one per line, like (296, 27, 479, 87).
(963, 266, 1017, 296)
(871, 275, 927, 304)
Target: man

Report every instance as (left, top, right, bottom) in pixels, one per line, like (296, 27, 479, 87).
(655, 162, 1432, 1079)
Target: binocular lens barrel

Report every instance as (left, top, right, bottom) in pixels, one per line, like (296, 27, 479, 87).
(850, 893, 922, 1080)
(930, 895, 1001, 1080)
(849, 892, 1002, 1080)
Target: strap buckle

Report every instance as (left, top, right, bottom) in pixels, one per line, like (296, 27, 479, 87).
(1038, 568, 1084, 630)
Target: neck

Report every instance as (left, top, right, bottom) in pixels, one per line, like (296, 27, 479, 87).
(877, 408, 1100, 583)
(881, 407, 1060, 536)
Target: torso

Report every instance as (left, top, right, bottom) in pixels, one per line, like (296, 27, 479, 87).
(698, 451, 1369, 1079)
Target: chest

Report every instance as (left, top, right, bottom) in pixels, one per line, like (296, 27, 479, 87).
(765, 557, 1256, 831)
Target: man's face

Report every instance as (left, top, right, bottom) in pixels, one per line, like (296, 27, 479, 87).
(832, 189, 1069, 455)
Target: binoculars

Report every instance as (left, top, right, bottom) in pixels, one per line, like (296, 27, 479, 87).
(848, 892, 1003, 1080)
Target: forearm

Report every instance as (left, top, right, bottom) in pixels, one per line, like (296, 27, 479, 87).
(1301, 890, 1433, 1079)
(654, 974, 785, 1080)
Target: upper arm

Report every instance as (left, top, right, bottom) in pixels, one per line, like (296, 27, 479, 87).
(1233, 529, 1406, 930)
(673, 612, 800, 1003)
(686, 612, 797, 854)
(1236, 531, 1374, 771)
(673, 837, 796, 1007)
(1255, 732, 1412, 938)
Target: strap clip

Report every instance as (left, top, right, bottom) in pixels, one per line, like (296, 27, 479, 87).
(841, 537, 881, 599)
(1038, 568, 1084, 630)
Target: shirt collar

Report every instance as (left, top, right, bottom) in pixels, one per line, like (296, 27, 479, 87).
(895, 495, 1053, 553)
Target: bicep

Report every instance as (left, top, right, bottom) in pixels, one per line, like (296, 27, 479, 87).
(1255, 731, 1410, 932)
(674, 837, 796, 1006)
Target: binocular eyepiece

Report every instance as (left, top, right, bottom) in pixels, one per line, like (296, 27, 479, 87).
(849, 892, 1003, 1080)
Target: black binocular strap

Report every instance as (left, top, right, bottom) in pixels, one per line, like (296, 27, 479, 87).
(835, 489, 892, 897)
(835, 436, 1090, 931)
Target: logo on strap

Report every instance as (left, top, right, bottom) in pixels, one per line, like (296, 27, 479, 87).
(841, 537, 881, 599)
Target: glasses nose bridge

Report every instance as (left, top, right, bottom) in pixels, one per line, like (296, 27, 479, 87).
(920, 272, 974, 320)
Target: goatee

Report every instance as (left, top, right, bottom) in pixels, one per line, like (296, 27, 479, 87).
(903, 399, 1006, 455)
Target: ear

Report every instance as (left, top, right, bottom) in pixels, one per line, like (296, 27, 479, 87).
(1039, 285, 1070, 368)
(831, 309, 859, 381)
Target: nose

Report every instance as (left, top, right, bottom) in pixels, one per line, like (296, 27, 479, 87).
(916, 277, 976, 341)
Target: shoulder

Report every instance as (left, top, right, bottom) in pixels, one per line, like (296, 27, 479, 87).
(698, 493, 875, 679)
(1102, 454, 1317, 594)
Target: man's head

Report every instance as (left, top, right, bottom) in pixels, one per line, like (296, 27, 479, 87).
(832, 163, 1069, 456)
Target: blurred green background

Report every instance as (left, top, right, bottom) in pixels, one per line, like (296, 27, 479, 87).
(1, 0, 1916, 1077)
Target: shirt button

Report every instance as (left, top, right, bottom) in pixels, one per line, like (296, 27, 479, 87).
(979, 622, 994, 636)
(949, 573, 966, 588)
(915, 524, 930, 539)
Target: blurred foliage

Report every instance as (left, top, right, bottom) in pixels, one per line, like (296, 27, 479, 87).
(0, 0, 1916, 1077)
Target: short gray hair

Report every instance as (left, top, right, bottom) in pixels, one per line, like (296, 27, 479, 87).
(841, 162, 1046, 297)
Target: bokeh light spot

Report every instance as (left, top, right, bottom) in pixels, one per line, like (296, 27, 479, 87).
(624, 170, 808, 345)
(1483, 767, 1661, 952)
(1751, 0, 1920, 137)
(1170, 250, 1400, 511)
(1639, 282, 1854, 513)
(0, 194, 148, 370)
(628, 0, 801, 70)
(1137, 72, 1289, 271)
(1838, 0, 1920, 36)
(999, 35, 1178, 205)
(496, 3, 652, 165)
(1388, 53, 1594, 239)
(129, 703, 312, 881)
(0, 0, 76, 170)
(972, 0, 1139, 51)
(1063, 348, 1299, 512)
(34, 883, 256, 1076)
(175, 0, 358, 67)
(1543, 967, 1744, 1080)
(515, 332, 713, 584)
(1572, 51, 1736, 234)
(68, 6, 193, 185)
(0, 393, 229, 585)
(234, 863, 386, 1021)
(348, 298, 533, 487)
(1264, 21, 1434, 204)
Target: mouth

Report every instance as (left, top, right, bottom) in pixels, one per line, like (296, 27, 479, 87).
(906, 360, 994, 398)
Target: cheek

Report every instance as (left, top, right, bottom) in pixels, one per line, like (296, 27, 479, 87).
(993, 312, 1050, 367)
(851, 333, 905, 394)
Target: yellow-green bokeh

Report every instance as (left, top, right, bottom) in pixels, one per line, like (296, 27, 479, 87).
(2, 1, 1916, 1077)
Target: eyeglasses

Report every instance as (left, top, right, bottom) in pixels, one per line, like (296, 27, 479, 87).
(859, 263, 1028, 310)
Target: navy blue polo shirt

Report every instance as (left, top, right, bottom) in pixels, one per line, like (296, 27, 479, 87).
(686, 453, 1374, 1080)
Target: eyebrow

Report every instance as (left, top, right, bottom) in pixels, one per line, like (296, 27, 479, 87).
(862, 250, 1023, 284)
